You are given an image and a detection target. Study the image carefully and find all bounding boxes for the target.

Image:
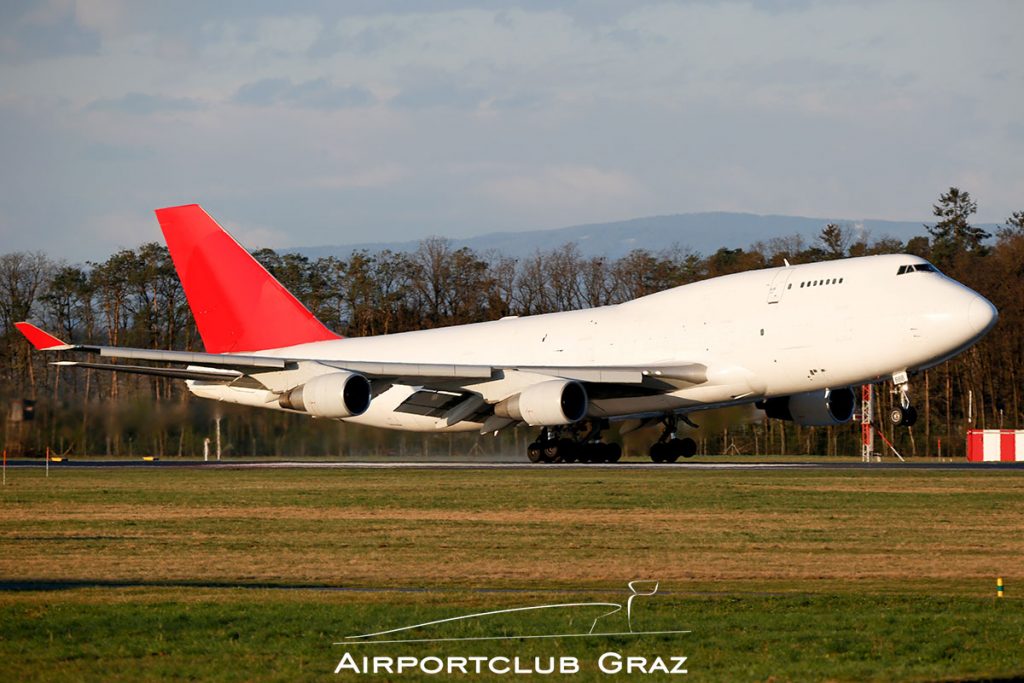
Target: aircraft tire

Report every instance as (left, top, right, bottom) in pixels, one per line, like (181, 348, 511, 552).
(679, 437, 697, 458)
(605, 442, 622, 463)
(558, 438, 577, 463)
(541, 440, 562, 463)
(662, 439, 682, 463)
(649, 442, 667, 463)
(527, 443, 543, 463)
(889, 406, 919, 427)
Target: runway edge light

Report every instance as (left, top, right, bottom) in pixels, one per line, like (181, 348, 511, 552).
(997, 577, 1004, 598)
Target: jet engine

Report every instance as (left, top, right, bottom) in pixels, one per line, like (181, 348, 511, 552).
(278, 371, 372, 418)
(494, 379, 588, 426)
(757, 387, 856, 427)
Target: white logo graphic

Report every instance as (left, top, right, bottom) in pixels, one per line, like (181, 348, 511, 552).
(338, 580, 689, 645)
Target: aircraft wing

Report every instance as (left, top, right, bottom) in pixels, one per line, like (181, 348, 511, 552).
(15, 322, 489, 380)
(15, 321, 706, 391)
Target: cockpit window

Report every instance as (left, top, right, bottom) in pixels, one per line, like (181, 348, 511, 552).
(898, 263, 938, 275)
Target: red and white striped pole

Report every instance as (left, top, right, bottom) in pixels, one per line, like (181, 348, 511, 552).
(861, 384, 874, 462)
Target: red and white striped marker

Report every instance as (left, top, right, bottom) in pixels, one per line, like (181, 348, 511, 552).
(966, 429, 1024, 462)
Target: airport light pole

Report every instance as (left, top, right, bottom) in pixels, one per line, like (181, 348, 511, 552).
(215, 413, 222, 461)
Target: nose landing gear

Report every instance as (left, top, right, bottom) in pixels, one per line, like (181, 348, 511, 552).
(889, 371, 918, 427)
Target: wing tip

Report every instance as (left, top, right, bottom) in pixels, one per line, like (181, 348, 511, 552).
(14, 322, 72, 350)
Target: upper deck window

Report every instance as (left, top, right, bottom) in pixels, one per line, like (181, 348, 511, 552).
(798, 277, 845, 288)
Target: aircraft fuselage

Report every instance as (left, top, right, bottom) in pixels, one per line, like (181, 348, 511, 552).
(189, 253, 996, 432)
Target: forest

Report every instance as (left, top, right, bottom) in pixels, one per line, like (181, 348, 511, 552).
(2, 188, 1022, 459)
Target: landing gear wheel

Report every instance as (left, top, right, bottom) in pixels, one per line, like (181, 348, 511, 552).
(662, 439, 683, 463)
(649, 442, 662, 463)
(889, 406, 918, 427)
(679, 437, 697, 458)
(527, 421, 622, 465)
(558, 438, 578, 463)
(579, 444, 599, 463)
(542, 439, 562, 463)
(649, 442, 671, 463)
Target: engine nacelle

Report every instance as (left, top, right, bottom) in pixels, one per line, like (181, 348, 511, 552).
(278, 371, 372, 418)
(757, 387, 856, 427)
(494, 379, 588, 426)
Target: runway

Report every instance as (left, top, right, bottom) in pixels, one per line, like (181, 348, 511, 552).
(6, 458, 1024, 471)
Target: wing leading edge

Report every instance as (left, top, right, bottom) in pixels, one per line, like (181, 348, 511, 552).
(14, 321, 707, 396)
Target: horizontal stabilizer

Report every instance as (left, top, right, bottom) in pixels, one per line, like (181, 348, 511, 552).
(90, 346, 289, 370)
(52, 361, 242, 382)
(14, 322, 72, 350)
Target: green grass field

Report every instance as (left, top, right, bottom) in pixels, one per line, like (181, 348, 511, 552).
(1, 464, 1022, 681)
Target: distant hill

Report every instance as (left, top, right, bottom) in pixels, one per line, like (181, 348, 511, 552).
(290, 212, 1000, 260)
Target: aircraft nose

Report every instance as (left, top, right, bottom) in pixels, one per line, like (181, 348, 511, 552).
(968, 295, 998, 336)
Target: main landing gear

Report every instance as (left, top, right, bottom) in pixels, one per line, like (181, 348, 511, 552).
(888, 371, 918, 427)
(524, 415, 698, 464)
(648, 415, 697, 463)
(526, 421, 622, 464)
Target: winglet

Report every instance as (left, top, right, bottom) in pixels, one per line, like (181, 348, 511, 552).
(14, 322, 73, 350)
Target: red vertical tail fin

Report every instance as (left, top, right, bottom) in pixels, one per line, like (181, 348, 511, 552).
(155, 204, 340, 354)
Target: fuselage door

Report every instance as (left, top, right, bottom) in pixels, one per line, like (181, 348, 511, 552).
(767, 268, 793, 304)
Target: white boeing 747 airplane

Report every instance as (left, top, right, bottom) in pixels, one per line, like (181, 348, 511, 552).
(16, 204, 998, 463)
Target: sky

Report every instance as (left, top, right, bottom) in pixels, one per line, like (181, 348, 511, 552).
(0, 0, 1021, 261)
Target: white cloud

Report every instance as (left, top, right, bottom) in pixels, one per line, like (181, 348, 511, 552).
(73, 0, 133, 39)
(0, 1, 1021, 259)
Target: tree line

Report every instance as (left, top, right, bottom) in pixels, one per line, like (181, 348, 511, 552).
(1, 188, 1021, 458)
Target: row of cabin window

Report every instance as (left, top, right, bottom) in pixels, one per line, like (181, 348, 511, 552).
(792, 277, 844, 289)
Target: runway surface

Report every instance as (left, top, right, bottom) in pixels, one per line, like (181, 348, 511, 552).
(6, 458, 1024, 470)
